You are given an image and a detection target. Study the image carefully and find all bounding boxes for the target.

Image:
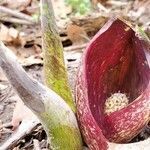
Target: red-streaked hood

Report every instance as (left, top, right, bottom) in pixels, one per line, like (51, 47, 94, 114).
(76, 18, 150, 149)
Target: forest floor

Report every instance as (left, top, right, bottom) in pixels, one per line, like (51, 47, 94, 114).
(0, 0, 150, 149)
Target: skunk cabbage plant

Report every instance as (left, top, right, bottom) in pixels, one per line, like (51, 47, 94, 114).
(76, 18, 150, 149)
(0, 0, 150, 149)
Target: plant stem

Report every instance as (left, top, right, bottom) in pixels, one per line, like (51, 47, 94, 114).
(0, 41, 83, 150)
(41, 0, 75, 112)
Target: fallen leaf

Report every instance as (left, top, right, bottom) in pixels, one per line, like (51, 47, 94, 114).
(0, 24, 12, 42)
(2, 0, 32, 11)
(67, 24, 89, 45)
(20, 54, 43, 66)
(0, 24, 22, 46)
(11, 95, 37, 130)
(8, 28, 19, 39)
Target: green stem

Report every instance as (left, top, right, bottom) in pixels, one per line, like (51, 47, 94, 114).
(0, 41, 83, 150)
(41, 0, 75, 112)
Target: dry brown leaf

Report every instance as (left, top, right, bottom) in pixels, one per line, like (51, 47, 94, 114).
(70, 15, 107, 37)
(19, 27, 42, 48)
(11, 95, 37, 130)
(7, 44, 42, 66)
(67, 24, 89, 45)
(8, 28, 19, 39)
(20, 54, 43, 66)
(0, 24, 42, 67)
(0, 24, 12, 42)
(0, 24, 23, 46)
(2, 0, 32, 11)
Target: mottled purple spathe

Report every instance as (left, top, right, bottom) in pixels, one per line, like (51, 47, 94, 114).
(76, 18, 150, 150)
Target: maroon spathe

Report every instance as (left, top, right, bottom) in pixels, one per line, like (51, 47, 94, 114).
(76, 18, 150, 150)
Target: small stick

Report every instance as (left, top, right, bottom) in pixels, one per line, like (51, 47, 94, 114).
(106, 0, 128, 6)
(0, 119, 40, 150)
(1, 128, 13, 134)
(0, 122, 12, 129)
(64, 43, 87, 51)
(0, 6, 34, 23)
(97, 3, 109, 13)
(0, 16, 34, 25)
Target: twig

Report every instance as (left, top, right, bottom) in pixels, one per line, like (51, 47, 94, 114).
(0, 6, 35, 23)
(33, 139, 41, 150)
(1, 128, 13, 134)
(0, 16, 34, 25)
(0, 119, 40, 150)
(106, 0, 128, 6)
(0, 122, 12, 129)
(64, 43, 87, 51)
